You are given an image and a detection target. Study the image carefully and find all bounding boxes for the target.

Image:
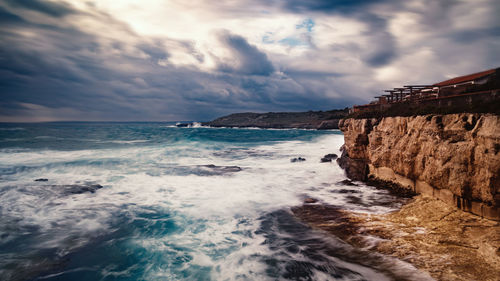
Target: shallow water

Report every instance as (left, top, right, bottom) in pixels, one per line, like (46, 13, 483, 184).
(0, 123, 429, 280)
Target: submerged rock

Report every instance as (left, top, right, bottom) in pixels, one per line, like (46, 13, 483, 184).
(34, 178, 48, 182)
(55, 184, 103, 195)
(290, 157, 306, 163)
(165, 164, 243, 176)
(337, 179, 358, 186)
(304, 198, 318, 204)
(331, 189, 360, 194)
(292, 204, 355, 239)
(197, 164, 242, 174)
(320, 153, 338, 162)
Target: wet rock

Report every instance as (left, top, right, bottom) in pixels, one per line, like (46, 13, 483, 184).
(336, 150, 369, 181)
(337, 179, 358, 186)
(304, 198, 318, 204)
(290, 157, 306, 163)
(366, 177, 417, 198)
(166, 164, 243, 176)
(346, 195, 365, 206)
(293, 196, 500, 281)
(331, 189, 360, 194)
(34, 178, 48, 182)
(175, 123, 190, 127)
(56, 184, 103, 195)
(320, 153, 338, 162)
(292, 204, 357, 241)
(198, 164, 242, 174)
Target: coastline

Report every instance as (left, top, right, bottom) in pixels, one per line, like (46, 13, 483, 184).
(198, 110, 500, 279)
(324, 112, 500, 280)
(293, 195, 500, 281)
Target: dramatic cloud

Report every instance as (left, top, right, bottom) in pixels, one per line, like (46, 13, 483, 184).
(216, 31, 275, 76)
(4, 0, 75, 17)
(278, 0, 383, 13)
(0, 0, 498, 121)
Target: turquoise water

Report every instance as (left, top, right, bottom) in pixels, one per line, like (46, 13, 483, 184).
(0, 123, 429, 280)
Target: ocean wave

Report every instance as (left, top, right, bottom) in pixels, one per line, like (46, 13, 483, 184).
(0, 127, 25, 131)
(103, 140, 149, 144)
(0, 129, 413, 280)
(0, 138, 26, 142)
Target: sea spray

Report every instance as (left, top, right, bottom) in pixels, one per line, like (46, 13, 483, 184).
(0, 123, 427, 280)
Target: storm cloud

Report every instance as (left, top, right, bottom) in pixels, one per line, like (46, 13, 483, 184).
(216, 31, 275, 76)
(0, 0, 498, 122)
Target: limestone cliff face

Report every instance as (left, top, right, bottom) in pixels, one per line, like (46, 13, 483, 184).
(338, 114, 500, 220)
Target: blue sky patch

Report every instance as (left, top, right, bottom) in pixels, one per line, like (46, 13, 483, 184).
(296, 18, 314, 32)
(262, 18, 314, 47)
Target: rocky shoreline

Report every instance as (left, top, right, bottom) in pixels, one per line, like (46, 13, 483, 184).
(292, 112, 500, 280)
(293, 196, 500, 281)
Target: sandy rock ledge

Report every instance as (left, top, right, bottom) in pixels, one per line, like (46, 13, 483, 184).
(293, 196, 500, 281)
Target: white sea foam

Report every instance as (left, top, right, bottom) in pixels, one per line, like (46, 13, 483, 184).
(105, 139, 149, 144)
(189, 122, 203, 128)
(0, 132, 426, 280)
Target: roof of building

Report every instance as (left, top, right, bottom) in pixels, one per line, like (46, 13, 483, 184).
(433, 68, 497, 87)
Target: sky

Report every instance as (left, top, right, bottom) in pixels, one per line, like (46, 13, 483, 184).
(0, 0, 499, 122)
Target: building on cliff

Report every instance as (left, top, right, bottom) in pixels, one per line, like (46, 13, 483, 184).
(352, 67, 500, 114)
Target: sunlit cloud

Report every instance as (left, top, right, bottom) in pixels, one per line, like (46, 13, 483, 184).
(0, 0, 498, 121)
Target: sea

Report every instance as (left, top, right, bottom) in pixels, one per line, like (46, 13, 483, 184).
(0, 122, 431, 281)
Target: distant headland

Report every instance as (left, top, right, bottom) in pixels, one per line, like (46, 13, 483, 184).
(194, 109, 349, 129)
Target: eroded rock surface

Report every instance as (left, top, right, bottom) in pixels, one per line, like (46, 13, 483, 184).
(293, 196, 500, 281)
(338, 114, 500, 220)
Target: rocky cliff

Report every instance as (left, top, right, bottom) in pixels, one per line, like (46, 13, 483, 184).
(338, 113, 500, 220)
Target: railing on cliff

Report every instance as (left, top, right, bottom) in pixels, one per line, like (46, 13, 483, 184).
(348, 89, 500, 119)
(349, 68, 500, 118)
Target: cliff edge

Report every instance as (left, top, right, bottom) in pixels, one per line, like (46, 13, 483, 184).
(338, 113, 500, 220)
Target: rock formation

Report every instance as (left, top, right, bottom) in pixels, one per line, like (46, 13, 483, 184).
(338, 113, 500, 220)
(290, 157, 306, 163)
(320, 153, 338, 162)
